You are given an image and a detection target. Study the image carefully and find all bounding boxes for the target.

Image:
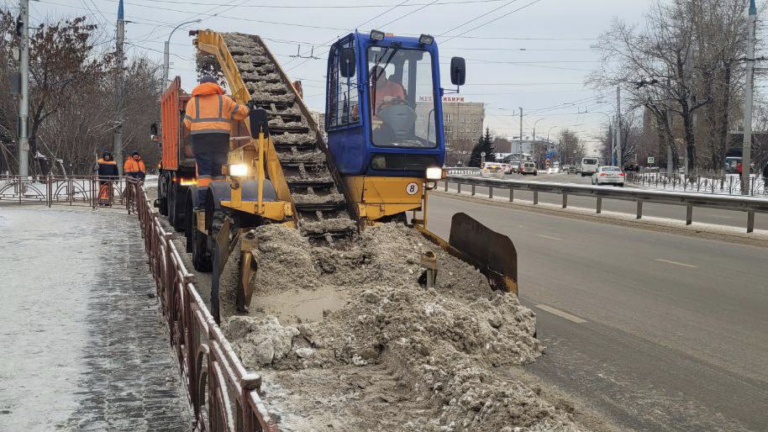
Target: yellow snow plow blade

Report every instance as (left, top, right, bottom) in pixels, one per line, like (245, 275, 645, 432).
(416, 212, 518, 295)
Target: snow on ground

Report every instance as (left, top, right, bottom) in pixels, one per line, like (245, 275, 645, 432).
(0, 205, 193, 431)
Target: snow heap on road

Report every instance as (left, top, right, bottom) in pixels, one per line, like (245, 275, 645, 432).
(223, 223, 586, 432)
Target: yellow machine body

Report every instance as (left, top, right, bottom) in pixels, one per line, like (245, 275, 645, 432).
(344, 176, 427, 222)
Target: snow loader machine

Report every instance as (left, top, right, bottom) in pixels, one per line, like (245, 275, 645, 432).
(155, 29, 519, 323)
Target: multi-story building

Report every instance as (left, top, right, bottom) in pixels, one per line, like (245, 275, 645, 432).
(439, 97, 485, 146)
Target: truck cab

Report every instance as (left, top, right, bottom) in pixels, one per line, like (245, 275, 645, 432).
(325, 30, 465, 221)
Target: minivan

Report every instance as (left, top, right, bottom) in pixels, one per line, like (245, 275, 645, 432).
(580, 157, 600, 177)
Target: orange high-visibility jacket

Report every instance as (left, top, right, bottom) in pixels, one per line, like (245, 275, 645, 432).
(183, 82, 249, 135)
(124, 158, 146, 174)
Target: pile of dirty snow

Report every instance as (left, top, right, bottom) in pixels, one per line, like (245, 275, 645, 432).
(221, 223, 585, 432)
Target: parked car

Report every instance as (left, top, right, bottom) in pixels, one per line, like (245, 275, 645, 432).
(481, 162, 505, 178)
(564, 165, 578, 174)
(521, 161, 538, 176)
(591, 166, 625, 186)
(580, 157, 600, 177)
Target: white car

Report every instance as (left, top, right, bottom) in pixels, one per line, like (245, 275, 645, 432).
(591, 166, 625, 186)
(481, 162, 505, 179)
(580, 157, 600, 177)
(520, 162, 538, 176)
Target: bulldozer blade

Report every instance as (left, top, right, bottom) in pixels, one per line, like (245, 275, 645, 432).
(417, 213, 518, 295)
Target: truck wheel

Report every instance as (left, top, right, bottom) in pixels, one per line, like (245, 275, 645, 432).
(171, 184, 186, 232)
(168, 180, 178, 227)
(158, 174, 168, 216)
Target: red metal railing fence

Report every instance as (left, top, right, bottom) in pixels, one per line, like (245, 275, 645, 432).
(124, 178, 280, 432)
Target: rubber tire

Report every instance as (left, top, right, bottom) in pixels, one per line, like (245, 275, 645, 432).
(168, 180, 178, 227)
(171, 184, 186, 232)
(191, 211, 212, 273)
(157, 174, 168, 216)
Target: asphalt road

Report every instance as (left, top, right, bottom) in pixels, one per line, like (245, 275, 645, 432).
(426, 193, 768, 432)
(442, 172, 768, 231)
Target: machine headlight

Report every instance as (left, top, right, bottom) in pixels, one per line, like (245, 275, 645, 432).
(426, 167, 443, 180)
(370, 30, 385, 41)
(419, 34, 434, 45)
(229, 163, 249, 177)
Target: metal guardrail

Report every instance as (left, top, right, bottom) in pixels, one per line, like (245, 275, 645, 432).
(125, 179, 280, 432)
(0, 174, 127, 207)
(443, 175, 768, 233)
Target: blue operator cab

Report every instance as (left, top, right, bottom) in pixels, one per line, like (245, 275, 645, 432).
(324, 30, 466, 223)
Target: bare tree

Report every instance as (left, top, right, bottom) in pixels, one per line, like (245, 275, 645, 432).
(590, 0, 752, 175)
(557, 129, 586, 165)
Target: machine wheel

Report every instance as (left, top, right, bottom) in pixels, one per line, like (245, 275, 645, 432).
(192, 211, 213, 273)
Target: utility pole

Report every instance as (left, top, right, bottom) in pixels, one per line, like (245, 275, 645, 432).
(114, 0, 125, 176)
(616, 86, 622, 168)
(742, 0, 757, 195)
(519, 107, 523, 155)
(17, 0, 30, 177)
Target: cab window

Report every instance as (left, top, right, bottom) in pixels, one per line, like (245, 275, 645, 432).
(327, 39, 360, 129)
(367, 46, 437, 149)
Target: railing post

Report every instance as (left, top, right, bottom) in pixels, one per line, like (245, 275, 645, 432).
(457, 183, 461, 194)
(562, 193, 568, 209)
(747, 210, 755, 233)
(509, 188, 514, 202)
(489, 185, 493, 199)
(471, 184, 476, 196)
(596, 197, 602, 214)
(533, 190, 539, 205)
(636, 201, 643, 219)
(686, 205, 693, 226)
(444, 180, 448, 192)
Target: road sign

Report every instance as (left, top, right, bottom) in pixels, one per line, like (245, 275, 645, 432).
(647, 157, 655, 164)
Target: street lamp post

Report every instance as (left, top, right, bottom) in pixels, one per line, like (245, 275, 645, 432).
(163, 19, 202, 88)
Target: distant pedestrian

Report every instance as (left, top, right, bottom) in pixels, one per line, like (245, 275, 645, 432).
(124, 151, 146, 181)
(737, 162, 743, 175)
(95, 151, 118, 206)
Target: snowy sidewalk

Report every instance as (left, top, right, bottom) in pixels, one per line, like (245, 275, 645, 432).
(0, 206, 193, 432)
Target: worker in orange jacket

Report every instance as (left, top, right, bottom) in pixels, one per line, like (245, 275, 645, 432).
(183, 75, 250, 209)
(124, 151, 146, 181)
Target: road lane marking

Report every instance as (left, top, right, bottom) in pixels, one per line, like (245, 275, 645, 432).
(654, 259, 698, 268)
(537, 234, 563, 241)
(535, 304, 587, 324)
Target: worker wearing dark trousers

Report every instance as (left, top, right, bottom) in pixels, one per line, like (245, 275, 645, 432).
(123, 151, 146, 181)
(183, 75, 249, 209)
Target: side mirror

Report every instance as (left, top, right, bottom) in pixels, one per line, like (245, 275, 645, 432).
(150, 123, 158, 136)
(340, 47, 356, 78)
(450, 57, 466, 86)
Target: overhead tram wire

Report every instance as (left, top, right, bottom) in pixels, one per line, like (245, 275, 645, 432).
(437, 0, 520, 38)
(440, 0, 547, 44)
(283, 0, 416, 71)
(99, 0, 516, 9)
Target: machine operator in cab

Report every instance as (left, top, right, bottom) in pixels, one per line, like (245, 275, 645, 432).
(183, 75, 250, 209)
(370, 65, 405, 116)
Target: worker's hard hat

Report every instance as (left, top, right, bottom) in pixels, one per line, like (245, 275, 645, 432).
(132, 151, 140, 156)
(200, 75, 217, 84)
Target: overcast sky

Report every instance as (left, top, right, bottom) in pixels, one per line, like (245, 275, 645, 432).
(3, 0, 740, 153)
